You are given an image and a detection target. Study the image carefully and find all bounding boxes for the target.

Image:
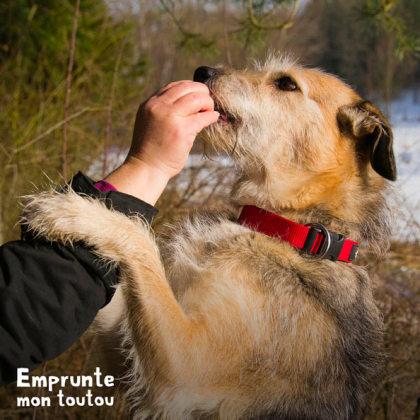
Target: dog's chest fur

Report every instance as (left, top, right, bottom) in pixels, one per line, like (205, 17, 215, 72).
(161, 210, 361, 308)
(138, 209, 382, 418)
(161, 213, 372, 366)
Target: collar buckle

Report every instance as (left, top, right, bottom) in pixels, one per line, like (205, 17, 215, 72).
(303, 223, 347, 261)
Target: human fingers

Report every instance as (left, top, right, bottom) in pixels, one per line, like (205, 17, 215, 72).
(173, 92, 215, 117)
(153, 80, 191, 97)
(186, 109, 220, 134)
(159, 81, 210, 103)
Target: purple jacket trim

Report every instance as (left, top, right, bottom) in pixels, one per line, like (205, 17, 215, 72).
(94, 180, 118, 193)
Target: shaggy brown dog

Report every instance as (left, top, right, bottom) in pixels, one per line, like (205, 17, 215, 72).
(23, 55, 396, 420)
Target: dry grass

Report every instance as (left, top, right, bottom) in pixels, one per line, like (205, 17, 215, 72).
(367, 242, 420, 420)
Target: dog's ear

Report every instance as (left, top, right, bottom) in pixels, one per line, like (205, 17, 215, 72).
(337, 101, 397, 181)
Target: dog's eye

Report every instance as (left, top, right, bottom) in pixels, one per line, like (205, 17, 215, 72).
(275, 77, 298, 92)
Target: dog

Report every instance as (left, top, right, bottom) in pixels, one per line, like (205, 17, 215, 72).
(22, 55, 396, 420)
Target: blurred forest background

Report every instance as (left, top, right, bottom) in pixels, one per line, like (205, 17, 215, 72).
(1, 0, 420, 419)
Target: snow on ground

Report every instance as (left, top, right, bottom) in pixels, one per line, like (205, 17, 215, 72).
(386, 89, 420, 242)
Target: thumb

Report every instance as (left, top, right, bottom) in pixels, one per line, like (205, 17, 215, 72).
(188, 111, 220, 134)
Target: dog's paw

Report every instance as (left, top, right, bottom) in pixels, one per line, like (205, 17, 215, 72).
(20, 188, 109, 246)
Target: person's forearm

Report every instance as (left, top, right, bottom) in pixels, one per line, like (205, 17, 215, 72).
(104, 156, 170, 206)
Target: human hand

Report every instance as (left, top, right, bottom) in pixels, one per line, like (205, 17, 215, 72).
(105, 81, 219, 205)
(130, 80, 219, 178)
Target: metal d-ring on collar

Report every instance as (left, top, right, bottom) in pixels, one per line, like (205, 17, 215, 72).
(304, 223, 332, 259)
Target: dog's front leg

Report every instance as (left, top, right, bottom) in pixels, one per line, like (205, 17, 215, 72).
(21, 190, 201, 384)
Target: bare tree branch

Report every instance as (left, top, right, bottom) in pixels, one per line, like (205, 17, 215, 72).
(62, 0, 81, 184)
(248, 0, 299, 31)
(103, 40, 126, 177)
(222, 0, 232, 66)
(14, 107, 109, 154)
(159, 0, 198, 39)
(0, 143, 12, 160)
(159, 0, 216, 52)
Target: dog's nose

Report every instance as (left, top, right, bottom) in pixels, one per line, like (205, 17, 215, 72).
(193, 66, 219, 84)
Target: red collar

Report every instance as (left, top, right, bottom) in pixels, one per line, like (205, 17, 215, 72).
(237, 205, 359, 263)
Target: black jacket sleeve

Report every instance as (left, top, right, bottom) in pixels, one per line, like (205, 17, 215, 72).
(0, 172, 158, 386)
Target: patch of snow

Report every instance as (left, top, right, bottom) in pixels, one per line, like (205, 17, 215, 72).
(388, 89, 420, 242)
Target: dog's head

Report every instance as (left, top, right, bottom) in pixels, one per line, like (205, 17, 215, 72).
(195, 55, 396, 251)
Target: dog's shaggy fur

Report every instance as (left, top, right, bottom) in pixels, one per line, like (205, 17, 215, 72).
(21, 55, 396, 420)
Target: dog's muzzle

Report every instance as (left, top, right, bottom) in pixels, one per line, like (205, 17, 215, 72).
(193, 66, 220, 84)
